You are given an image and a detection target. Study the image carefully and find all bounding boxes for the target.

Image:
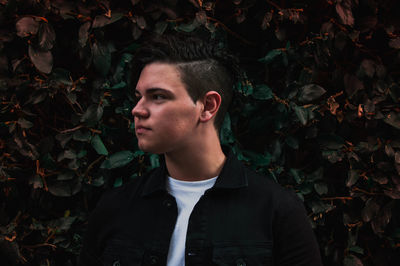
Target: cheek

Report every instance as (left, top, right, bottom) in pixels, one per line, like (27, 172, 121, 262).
(157, 106, 198, 134)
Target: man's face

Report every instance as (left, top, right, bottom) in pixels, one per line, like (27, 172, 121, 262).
(131, 62, 202, 154)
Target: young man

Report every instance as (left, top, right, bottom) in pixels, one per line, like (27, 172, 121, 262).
(79, 34, 323, 265)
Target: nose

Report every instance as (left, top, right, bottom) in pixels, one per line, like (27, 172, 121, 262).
(131, 98, 149, 118)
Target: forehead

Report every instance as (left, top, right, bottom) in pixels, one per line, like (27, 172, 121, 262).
(135, 62, 185, 93)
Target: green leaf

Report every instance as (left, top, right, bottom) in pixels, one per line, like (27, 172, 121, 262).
(298, 84, 326, 103)
(18, 118, 33, 129)
(73, 130, 91, 142)
(100, 150, 135, 169)
(154, 21, 168, 34)
(176, 20, 199, 33)
(258, 49, 282, 64)
(57, 171, 74, 181)
(309, 201, 335, 214)
(110, 81, 127, 89)
(114, 177, 123, 187)
(28, 90, 47, 104)
(293, 104, 308, 125)
(80, 104, 103, 123)
(220, 114, 235, 145)
(91, 175, 105, 187)
(93, 42, 112, 77)
(289, 168, 303, 184)
(242, 150, 271, 168)
(285, 136, 299, 149)
(346, 169, 359, 187)
(150, 154, 160, 169)
(252, 84, 273, 100)
(57, 149, 77, 162)
(349, 246, 364, 255)
(51, 68, 72, 86)
(384, 112, 400, 130)
(55, 133, 72, 148)
(307, 167, 324, 182)
(314, 183, 328, 195)
(77, 150, 87, 159)
(91, 134, 108, 155)
(343, 255, 363, 266)
(318, 135, 345, 150)
(48, 180, 82, 197)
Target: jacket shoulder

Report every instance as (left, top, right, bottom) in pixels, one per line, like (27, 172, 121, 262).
(93, 167, 158, 215)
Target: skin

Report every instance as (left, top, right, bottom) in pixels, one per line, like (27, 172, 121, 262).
(131, 62, 226, 181)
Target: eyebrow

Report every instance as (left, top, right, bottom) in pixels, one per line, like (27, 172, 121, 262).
(134, 88, 173, 96)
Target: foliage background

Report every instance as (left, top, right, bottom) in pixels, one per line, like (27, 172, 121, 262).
(1, 0, 400, 265)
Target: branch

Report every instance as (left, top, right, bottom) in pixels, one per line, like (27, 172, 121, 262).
(84, 155, 106, 183)
(266, 0, 282, 10)
(321, 196, 353, 200)
(59, 125, 83, 134)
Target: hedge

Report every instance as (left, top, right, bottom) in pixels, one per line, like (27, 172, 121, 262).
(0, 0, 399, 265)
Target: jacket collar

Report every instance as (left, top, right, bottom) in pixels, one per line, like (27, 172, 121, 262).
(141, 146, 248, 197)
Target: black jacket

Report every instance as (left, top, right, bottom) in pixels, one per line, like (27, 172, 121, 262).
(79, 148, 322, 266)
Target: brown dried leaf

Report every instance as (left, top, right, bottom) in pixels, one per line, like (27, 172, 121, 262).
(327, 96, 340, 115)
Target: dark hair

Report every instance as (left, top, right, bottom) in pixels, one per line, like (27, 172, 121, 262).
(132, 33, 239, 131)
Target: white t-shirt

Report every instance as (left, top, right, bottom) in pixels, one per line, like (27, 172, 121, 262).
(165, 176, 218, 266)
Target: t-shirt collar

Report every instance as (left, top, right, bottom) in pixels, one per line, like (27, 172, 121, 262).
(141, 145, 248, 197)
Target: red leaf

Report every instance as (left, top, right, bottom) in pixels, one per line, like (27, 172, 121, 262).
(344, 74, 364, 97)
(38, 23, 56, 50)
(92, 12, 123, 28)
(336, 3, 354, 26)
(28, 45, 53, 74)
(361, 198, 379, 222)
(16, 17, 39, 37)
(389, 38, 400, 49)
(79, 21, 91, 47)
(130, 0, 141, 6)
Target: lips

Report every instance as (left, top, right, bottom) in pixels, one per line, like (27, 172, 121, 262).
(135, 125, 151, 134)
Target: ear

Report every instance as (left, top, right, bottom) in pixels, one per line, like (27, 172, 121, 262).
(199, 91, 222, 123)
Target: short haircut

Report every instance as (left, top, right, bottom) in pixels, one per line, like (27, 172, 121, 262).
(132, 33, 239, 131)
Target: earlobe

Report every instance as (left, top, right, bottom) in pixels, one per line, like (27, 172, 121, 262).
(199, 91, 222, 123)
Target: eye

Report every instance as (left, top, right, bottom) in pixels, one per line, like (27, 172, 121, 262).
(152, 94, 166, 100)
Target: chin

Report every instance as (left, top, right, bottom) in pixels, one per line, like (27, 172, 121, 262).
(138, 142, 165, 154)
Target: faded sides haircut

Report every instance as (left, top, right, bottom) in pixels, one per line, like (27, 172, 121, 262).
(132, 33, 239, 132)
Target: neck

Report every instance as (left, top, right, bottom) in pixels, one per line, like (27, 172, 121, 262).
(164, 131, 226, 182)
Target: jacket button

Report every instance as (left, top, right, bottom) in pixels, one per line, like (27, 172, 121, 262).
(236, 258, 246, 266)
(112, 260, 121, 266)
(149, 255, 158, 265)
